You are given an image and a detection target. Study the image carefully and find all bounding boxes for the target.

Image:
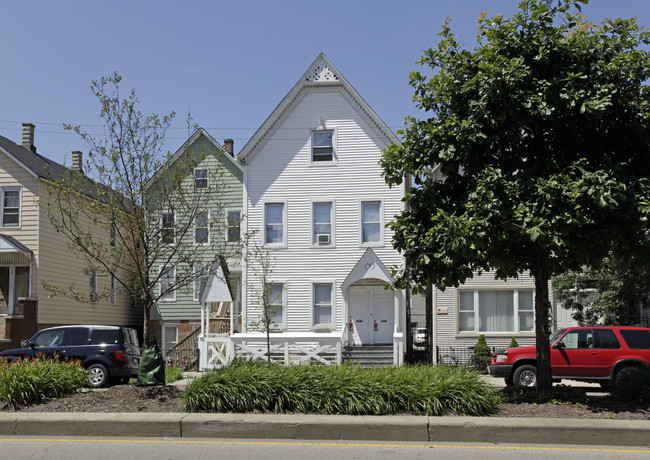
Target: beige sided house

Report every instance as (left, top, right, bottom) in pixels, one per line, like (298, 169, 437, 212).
(0, 124, 140, 350)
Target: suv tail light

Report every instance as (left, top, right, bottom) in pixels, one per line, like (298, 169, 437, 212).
(115, 350, 127, 362)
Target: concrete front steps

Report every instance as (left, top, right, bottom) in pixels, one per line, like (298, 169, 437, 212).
(342, 345, 393, 367)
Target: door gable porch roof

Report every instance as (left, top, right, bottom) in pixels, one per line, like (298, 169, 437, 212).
(341, 248, 394, 291)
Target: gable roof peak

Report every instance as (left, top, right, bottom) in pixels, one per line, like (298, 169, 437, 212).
(304, 54, 339, 83)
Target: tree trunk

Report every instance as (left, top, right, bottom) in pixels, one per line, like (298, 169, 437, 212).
(143, 303, 150, 342)
(532, 254, 552, 392)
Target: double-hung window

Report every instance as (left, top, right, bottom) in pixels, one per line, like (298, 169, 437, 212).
(195, 210, 209, 244)
(361, 201, 382, 245)
(159, 267, 175, 301)
(265, 203, 284, 246)
(161, 212, 175, 244)
(195, 169, 208, 189)
(458, 289, 535, 333)
(313, 282, 333, 327)
(2, 187, 20, 227)
(265, 283, 285, 328)
(312, 202, 333, 246)
(312, 130, 334, 163)
(226, 210, 241, 243)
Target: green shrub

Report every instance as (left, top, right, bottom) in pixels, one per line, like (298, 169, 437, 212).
(166, 366, 184, 383)
(183, 361, 500, 416)
(471, 334, 492, 372)
(611, 365, 650, 403)
(508, 337, 519, 348)
(0, 355, 87, 408)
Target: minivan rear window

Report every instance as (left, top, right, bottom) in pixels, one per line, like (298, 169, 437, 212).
(90, 329, 121, 345)
(620, 329, 650, 349)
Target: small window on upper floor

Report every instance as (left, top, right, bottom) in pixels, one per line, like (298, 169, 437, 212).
(2, 187, 20, 227)
(227, 210, 241, 243)
(195, 169, 208, 189)
(161, 212, 175, 244)
(312, 131, 334, 163)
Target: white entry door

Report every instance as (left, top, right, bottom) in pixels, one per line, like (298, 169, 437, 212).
(373, 288, 393, 344)
(348, 286, 394, 345)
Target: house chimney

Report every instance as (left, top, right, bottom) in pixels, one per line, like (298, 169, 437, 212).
(22, 123, 36, 153)
(224, 139, 234, 157)
(71, 151, 83, 173)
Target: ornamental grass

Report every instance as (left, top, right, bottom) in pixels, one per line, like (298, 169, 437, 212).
(0, 355, 87, 408)
(183, 361, 499, 416)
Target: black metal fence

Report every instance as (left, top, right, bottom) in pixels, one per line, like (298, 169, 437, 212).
(436, 345, 499, 367)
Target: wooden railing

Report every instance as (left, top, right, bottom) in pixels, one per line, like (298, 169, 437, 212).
(166, 327, 201, 370)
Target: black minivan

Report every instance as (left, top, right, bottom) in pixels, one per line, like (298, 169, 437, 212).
(0, 325, 140, 388)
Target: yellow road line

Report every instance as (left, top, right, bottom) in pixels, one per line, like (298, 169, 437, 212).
(0, 438, 649, 453)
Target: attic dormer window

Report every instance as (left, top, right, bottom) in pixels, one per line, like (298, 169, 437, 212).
(195, 169, 208, 189)
(312, 131, 334, 163)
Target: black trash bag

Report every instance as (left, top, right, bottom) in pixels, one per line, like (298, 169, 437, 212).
(136, 336, 166, 386)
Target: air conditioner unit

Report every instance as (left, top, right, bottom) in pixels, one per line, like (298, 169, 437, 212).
(317, 233, 331, 244)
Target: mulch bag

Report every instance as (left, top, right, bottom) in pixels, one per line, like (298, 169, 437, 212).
(136, 336, 166, 386)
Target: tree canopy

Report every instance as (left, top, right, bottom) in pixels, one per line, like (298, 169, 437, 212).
(381, 0, 650, 391)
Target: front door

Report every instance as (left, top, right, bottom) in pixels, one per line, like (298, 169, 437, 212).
(348, 286, 394, 345)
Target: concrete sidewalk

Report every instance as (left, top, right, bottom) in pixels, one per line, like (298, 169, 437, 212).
(0, 412, 649, 446)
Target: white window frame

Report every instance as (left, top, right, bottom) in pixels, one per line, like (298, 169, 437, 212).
(310, 129, 337, 165)
(311, 200, 335, 247)
(161, 212, 175, 245)
(457, 288, 536, 335)
(159, 266, 176, 302)
(194, 210, 210, 245)
(359, 199, 384, 247)
(264, 201, 287, 248)
(194, 168, 208, 189)
(111, 275, 117, 305)
(89, 271, 98, 303)
(311, 280, 335, 329)
(193, 266, 209, 302)
(226, 209, 242, 243)
(161, 324, 178, 358)
(1, 187, 21, 228)
(264, 282, 286, 330)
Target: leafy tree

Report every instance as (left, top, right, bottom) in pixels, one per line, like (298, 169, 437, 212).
(46, 72, 235, 341)
(381, 0, 650, 391)
(553, 255, 650, 325)
(245, 241, 280, 362)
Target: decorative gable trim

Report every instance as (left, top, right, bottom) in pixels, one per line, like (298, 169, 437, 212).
(237, 53, 400, 165)
(341, 248, 393, 291)
(305, 64, 338, 82)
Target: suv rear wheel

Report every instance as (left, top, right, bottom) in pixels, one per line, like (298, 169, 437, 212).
(87, 363, 110, 388)
(513, 364, 537, 388)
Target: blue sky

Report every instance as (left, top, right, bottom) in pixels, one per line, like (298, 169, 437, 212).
(1, 0, 648, 166)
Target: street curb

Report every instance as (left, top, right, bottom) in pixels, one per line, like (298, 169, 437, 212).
(1, 413, 650, 445)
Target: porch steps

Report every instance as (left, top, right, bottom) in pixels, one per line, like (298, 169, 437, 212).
(342, 345, 393, 367)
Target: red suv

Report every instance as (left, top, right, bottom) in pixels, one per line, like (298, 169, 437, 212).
(489, 326, 650, 388)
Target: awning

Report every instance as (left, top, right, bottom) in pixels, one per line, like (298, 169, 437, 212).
(0, 234, 33, 265)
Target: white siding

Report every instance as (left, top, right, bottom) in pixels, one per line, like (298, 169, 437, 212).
(244, 86, 403, 334)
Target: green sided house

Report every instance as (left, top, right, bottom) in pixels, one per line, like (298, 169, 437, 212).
(147, 128, 243, 360)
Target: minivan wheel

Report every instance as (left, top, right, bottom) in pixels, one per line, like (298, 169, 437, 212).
(87, 364, 110, 388)
(513, 364, 537, 388)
